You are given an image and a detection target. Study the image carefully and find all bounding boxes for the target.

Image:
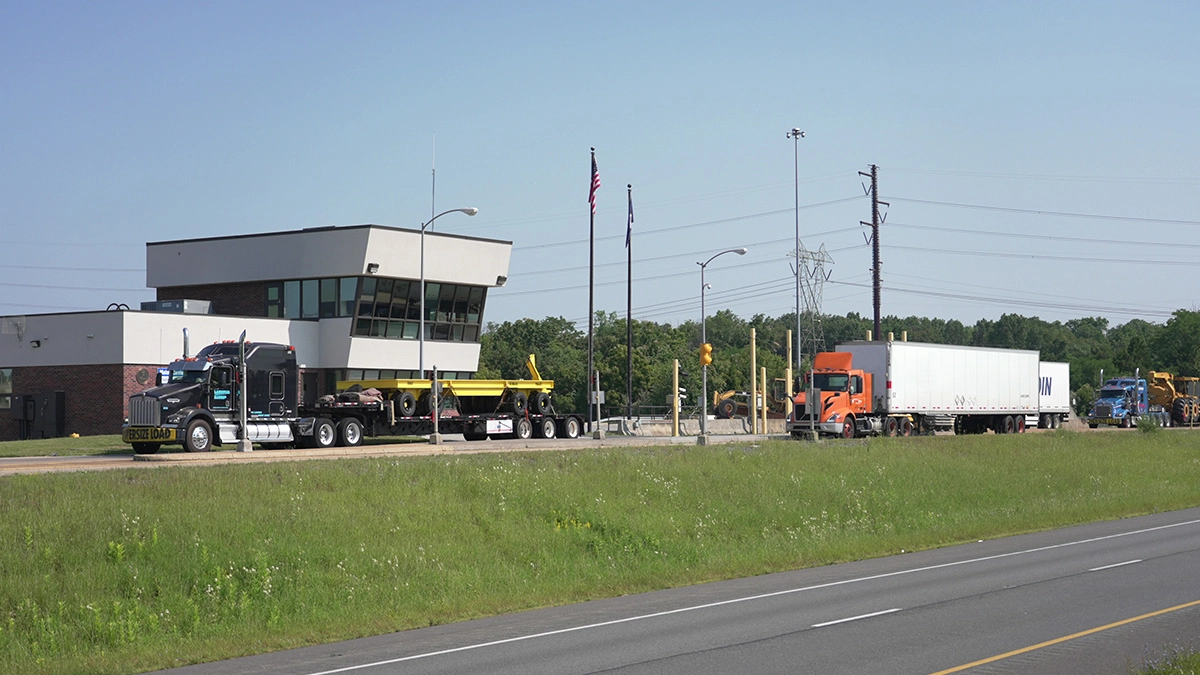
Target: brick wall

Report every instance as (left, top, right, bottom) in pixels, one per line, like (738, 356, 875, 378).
(0, 364, 162, 441)
(158, 281, 266, 317)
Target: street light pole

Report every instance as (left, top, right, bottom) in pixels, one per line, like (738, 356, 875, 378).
(787, 127, 805, 380)
(419, 207, 478, 377)
(698, 247, 747, 440)
(419, 207, 477, 446)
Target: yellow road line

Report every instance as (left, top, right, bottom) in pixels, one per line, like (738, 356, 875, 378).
(929, 598, 1200, 674)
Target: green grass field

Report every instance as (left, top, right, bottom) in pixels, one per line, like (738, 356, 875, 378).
(2, 430, 1199, 674)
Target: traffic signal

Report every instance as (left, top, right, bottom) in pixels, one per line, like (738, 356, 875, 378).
(699, 343, 713, 367)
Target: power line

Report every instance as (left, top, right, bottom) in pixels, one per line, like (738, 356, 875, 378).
(887, 221, 1200, 249)
(884, 196, 1200, 226)
(513, 197, 862, 252)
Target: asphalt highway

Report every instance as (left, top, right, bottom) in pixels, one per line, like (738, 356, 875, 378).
(149, 507, 1200, 675)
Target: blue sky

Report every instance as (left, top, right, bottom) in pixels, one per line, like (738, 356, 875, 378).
(3, 1, 1198, 331)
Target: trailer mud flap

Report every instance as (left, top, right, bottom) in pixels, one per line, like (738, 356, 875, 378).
(487, 419, 513, 435)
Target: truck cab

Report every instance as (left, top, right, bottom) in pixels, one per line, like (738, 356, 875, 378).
(790, 352, 873, 438)
(123, 342, 299, 453)
(1087, 377, 1147, 428)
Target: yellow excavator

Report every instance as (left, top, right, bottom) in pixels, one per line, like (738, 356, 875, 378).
(1147, 371, 1200, 425)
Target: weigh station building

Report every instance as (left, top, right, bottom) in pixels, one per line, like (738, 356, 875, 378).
(0, 225, 512, 441)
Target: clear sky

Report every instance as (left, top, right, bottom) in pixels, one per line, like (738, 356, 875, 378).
(3, 1, 1198, 332)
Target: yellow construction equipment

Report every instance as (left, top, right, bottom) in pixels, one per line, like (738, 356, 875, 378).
(1147, 371, 1200, 425)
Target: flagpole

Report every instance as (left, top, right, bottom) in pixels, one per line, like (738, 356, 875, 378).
(626, 184, 633, 421)
(587, 148, 598, 434)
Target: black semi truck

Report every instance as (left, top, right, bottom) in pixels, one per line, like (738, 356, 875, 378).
(122, 340, 583, 454)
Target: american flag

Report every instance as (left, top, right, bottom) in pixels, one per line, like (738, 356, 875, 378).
(589, 154, 601, 215)
(626, 187, 633, 248)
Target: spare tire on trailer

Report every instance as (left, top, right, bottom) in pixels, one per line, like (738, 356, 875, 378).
(532, 391, 552, 415)
(393, 391, 417, 417)
(510, 391, 528, 415)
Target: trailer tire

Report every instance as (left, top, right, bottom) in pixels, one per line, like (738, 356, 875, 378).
(514, 417, 533, 440)
(559, 416, 582, 439)
(463, 429, 488, 441)
(510, 392, 528, 415)
(716, 398, 737, 419)
(337, 418, 364, 447)
(313, 418, 336, 448)
(999, 415, 1015, 434)
(394, 392, 417, 417)
(840, 416, 855, 439)
(532, 392, 552, 415)
(1015, 416, 1026, 433)
(183, 419, 213, 452)
(132, 442, 160, 455)
(900, 418, 913, 437)
(534, 417, 557, 439)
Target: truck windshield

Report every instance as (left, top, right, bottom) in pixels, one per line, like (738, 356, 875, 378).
(812, 374, 849, 392)
(170, 370, 208, 385)
(1098, 387, 1127, 398)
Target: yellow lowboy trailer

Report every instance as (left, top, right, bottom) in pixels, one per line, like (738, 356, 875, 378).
(324, 355, 581, 440)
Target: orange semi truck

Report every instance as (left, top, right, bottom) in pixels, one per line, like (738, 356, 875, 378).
(789, 340, 1040, 439)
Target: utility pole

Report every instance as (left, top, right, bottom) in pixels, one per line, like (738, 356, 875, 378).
(859, 164, 888, 340)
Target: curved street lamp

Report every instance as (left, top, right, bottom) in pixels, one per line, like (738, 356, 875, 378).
(698, 247, 748, 438)
(420, 207, 478, 376)
(420, 207, 477, 446)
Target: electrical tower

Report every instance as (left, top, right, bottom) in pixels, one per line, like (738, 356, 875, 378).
(790, 243, 833, 362)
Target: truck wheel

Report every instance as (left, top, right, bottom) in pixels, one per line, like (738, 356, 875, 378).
(534, 417, 557, 439)
(900, 418, 914, 437)
(463, 427, 488, 441)
(514, 417, 533, 440)
(394, 392, 417, 417)
(998, 416, 1015, 434)
(131, 442, 160, 455)
(337, 418, 364, 447)
(1014, 416, 1026, 433)
(510, 392, 528, 415)
(840, 416, 855, 439)
(560, 416, 582, 439)
(1121, 415, 1132, 429)
(716, 398, 737, 419)
(1088, 422, 1099, 429)
(884, 417, 899, 437)
(532, 392, 552, 415)
(313, 418, 336, 448)
(183, 419, 213, 452)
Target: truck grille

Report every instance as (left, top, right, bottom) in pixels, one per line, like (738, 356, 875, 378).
(129, 396, 161, 426)
(1094, 404, 1113, 418)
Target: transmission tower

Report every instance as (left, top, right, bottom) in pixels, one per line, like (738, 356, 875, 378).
(790, 243, 833, 362)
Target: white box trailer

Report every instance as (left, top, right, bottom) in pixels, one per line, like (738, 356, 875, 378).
(831, 340, 1040, 435)
(1035, 361, 1071, 429)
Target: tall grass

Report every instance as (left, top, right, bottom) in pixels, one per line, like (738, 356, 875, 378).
(3, 430, 1200, 674)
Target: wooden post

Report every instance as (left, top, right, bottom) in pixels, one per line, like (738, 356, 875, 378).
(672, 359, 680, 437)
(750, 328, 757, 433)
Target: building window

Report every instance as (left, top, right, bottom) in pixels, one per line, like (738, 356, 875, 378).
(266, 278, 361, 320)
(0, 368, 10, 410)
(349, 280, 487, 343)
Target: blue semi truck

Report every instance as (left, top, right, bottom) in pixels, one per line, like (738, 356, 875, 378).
(1086, 376, 1171, 428)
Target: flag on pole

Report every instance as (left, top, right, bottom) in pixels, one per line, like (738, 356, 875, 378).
(589, 154, 601, 215)
(626, 186, 633, 248)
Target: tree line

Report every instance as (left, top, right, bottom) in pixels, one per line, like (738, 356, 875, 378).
(478, 309, 1200, 417)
